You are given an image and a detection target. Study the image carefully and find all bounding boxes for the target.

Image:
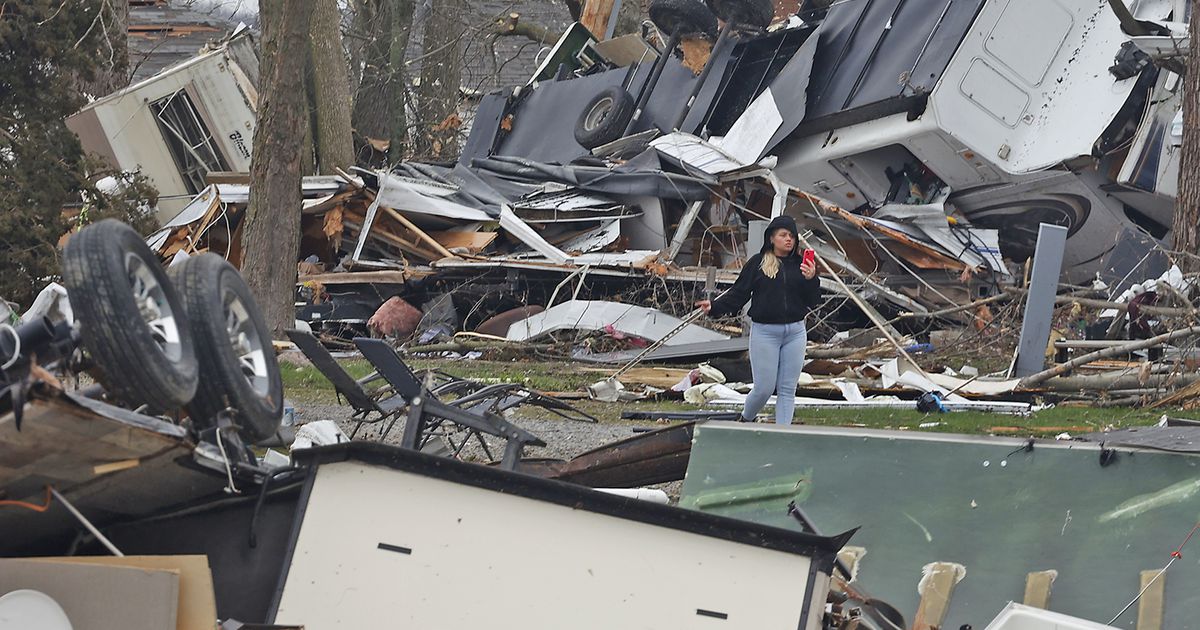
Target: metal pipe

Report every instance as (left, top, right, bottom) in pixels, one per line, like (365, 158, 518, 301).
(624, 29, 683, 136)
(49, 487, 124, 557)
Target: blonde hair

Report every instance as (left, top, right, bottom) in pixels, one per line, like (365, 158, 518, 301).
(760, 252, 780, 279)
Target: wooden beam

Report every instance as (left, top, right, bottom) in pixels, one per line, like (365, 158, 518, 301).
(911, 562, 965, 630)
(580, 0, 617, 38)
(1023, 570, 1056, 609)
(1137, 570, 1165, 630)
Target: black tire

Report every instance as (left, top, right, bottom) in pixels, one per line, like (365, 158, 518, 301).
(707, 0, 773, 28)
(62, 219, 198, 411)
(574, 86, 636, 149)
(649, 0, 718, 36)
(170, 253, 283, 442)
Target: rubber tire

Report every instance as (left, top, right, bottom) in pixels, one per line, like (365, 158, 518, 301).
(649, 0, 718, 37)
(62, 219, 199, 411)
(170, 253, 283, 442)
(574, 86, 636, 149)
(707, 0, 773, 28)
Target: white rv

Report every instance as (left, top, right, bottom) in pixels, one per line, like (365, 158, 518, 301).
(67, 29, 258, 222)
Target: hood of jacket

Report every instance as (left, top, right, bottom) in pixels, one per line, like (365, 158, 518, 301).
(762, 215, 799, 256)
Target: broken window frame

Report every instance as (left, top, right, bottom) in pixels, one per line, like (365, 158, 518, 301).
(150, 89, 231, 195)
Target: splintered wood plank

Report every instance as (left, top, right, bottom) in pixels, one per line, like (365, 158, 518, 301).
(911, 562, 965, 630)
(426, 230, 497, 253)
(580, 0, 617, 38)
(1023, 570, 1057, 609)
(1137, 570, 1165, 630)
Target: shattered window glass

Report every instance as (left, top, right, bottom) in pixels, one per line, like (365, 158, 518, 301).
(150, 90, 230, 194)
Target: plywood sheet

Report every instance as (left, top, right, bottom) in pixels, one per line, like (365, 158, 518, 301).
(0, 558, 178, 630)
(27, 555, 216, 630)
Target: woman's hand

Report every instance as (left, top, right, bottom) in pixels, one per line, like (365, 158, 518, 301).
(695, 299, 712, 314)
(801, 258, 817, 279)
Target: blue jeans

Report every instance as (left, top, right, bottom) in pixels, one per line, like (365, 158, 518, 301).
(743, 321, 807, 425)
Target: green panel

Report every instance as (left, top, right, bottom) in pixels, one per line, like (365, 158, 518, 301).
(680, 423, 1200, 629)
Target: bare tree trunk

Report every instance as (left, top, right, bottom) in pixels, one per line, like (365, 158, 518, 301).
(345, 0, 368, 99)
(1175, 0, 1200, 273)
(243, 0, 314, 337)
(301, 51, 317, 176)
(416, 0, 464, 159)
(309, 0, 356, 173)
(389, 0, 417, 162)
(351, 0, 392, 155)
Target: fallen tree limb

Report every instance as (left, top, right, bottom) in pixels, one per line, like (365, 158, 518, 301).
(1004, 287, 1193, 317)
(1032, 371, 1200, 392)
(1018, 325, 1200, 388)
(493, 12, 563, 45)
(898, 292, 1010, 319)
(1150, 377, 1200, 408)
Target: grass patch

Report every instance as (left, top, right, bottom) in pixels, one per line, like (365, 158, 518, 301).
(281, 356, 1200, 434)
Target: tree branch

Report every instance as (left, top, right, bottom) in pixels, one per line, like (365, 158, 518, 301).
(492, 12, 564, 46)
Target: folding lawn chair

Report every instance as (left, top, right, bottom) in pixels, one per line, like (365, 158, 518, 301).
(354, 337, 545, 470)
(286, 329, 407, 439)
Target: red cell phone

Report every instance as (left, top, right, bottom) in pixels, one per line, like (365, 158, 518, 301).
(802, 248, 816, 267)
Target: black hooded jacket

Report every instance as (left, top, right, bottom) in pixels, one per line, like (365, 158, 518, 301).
(708, 215, 821, 324)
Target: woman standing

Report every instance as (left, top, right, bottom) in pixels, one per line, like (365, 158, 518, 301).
(696, 215, 820, 425)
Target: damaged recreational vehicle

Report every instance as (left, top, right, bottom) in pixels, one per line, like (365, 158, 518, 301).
(465, 0, 1189, 286)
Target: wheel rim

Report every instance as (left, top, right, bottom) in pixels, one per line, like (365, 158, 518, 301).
(125, 253, 183, 361)
(223, 287, 271, 397)
(585, 97, 615, 131)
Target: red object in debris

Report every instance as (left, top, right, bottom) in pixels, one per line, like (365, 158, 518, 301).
(368, 297, 422, 339)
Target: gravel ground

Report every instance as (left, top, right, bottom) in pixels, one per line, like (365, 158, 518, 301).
(293, 400, 687, 498)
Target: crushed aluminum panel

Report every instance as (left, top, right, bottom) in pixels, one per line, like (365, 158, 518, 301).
(571, 249, 660, 266)
(374, 171, 493, 222)
(506, 300, 728, 345)
(925, 373, 1020, 397)
(558, 220, 622, 254)
(651, 132, 748, 175)
(931, 0, 1140, 173)
(513, 189, 624, 212)
(274, 444, 847, 629)
(146, 184, 221, 249)
(497, 206, 569, 263)
(518, 209, 640, 224)
(876, 204, 1008, 275)
(681, 423, 1200, 629)
(984, 602, 1118, 630)
(574, 337, 751, 364)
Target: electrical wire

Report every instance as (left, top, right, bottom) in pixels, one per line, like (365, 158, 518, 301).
(1109, 521, 1200, 624)
(0, 486, 52, 512)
